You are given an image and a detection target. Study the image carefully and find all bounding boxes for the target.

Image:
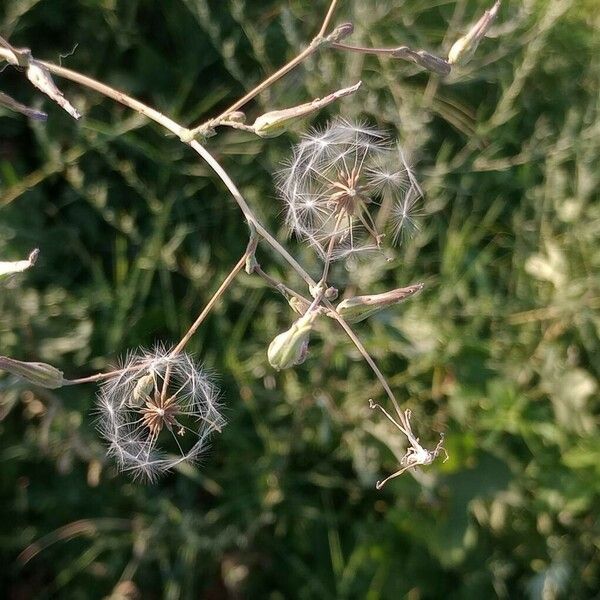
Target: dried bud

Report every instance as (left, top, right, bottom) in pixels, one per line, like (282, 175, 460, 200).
(0, 356, 64, 388)
(392, 47, 451, 76)
(0, 90, 47, 120)
(448, 0, 500, 66)
(0, 248, 39, 278)
(222, 111, 246, 124)
(267, 313, 316, 370)
(324, 286, 339, 301)
(325, 22, 354, 44)
(253, 82, 361, 138)
(287, 295, 311, 316)
(336, 283, 423, 323)
(26, 60, 81, 120)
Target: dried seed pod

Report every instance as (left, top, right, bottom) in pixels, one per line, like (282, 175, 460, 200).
(277, 119, 423, 262)
(96, 347, 224, 481)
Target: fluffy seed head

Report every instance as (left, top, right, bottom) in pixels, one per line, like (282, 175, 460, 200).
(277, 118, 423, 261)
(96, 347, 225, 481)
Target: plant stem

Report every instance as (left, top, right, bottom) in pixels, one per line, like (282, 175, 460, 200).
(35, 59, 189, 140)
(188, 140, 316, 288)
(326, 304, 411, 433)
(318, 0, 341, 38)
(1, 17, 409, 438)
(331, 42, 398, 56)
(253, 265, 313, 308)
(172, 253, 247, 355)
(319, 211, 345, 287)
(65, 364, 146, 386)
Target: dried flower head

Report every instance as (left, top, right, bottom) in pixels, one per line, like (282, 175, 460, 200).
(96, 347, 224, 481)
(277, 118, 423, 261)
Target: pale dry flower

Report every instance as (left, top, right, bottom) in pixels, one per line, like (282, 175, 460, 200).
(96, 346, 224, 481)
(277, 118, 423, 261)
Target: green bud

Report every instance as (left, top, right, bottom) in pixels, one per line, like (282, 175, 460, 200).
(130, 373, 155, 407)
(267, 313, 316, 371)
(0, 355, 64, 388)
(336, 284, 423, 323)
(287, 296, 311, 316)
(448, 1, 500, 66)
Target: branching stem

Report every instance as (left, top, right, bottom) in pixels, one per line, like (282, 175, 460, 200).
(1, 0, 408, 441)
(188, 0, 343, 137)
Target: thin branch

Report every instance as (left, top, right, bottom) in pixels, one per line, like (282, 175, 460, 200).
(172, 253, 248, 355)
(326, 306, 410, 433)
(189, 140, 316, 288)
(318, 0, 341, 38)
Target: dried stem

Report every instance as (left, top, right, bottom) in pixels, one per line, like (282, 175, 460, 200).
(319, 212, 346, 287)
(65, 363, 146, 386)
(172, 253, 248, 355)
(318, 0, 341, 38)
(326, 305, 410, 433)
(0, 2, 411, 447)
(253, 265, 314, 309)
(331, 43, 397, 56)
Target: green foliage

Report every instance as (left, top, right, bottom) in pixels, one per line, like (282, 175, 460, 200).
(1, 0, 598, 598)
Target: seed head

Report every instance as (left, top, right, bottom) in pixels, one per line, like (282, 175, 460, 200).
(96, 346, 225, 481)
(277, 118, 423, 261)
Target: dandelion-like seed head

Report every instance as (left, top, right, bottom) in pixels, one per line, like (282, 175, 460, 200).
(96, 347, 224, 481)
(277, 118, 423, 261)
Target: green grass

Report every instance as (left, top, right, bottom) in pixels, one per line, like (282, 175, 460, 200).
(1, 0, 599, 598)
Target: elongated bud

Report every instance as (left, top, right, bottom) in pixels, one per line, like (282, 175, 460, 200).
(0, 90, 47, 121)
(0, 356, 64, 388)
(253, 82, 361, 138)
(336, 283, 423, 323)
(0, 248, 39, 278)
(392, 47, 451, 76)
(267, 313, 316, 370)
(26, 60, 81, 119)
(448, 0, 500, 66)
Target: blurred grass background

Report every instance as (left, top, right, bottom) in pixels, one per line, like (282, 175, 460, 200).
(0, 0, 599, 598)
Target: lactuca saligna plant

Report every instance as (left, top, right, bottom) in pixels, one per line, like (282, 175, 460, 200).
(0, 0, 501, 485)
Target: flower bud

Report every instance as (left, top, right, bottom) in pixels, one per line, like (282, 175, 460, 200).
(223, 111, 246, 124)
(336, 283, 423, 323)
(26, 60, 81, 120)
(267, 313, 316, 370)
(0, 248, 39, 278)
(253, 82, 361, 138)
(0, 356, 64, 388)
(324, 22, 354, 44)
(130, 373, 155, 407)
(0, 90, 47, 121)
(448, 0, 500, 66)
(392, 47, 451, 76)
(287, 296, 311, 316)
